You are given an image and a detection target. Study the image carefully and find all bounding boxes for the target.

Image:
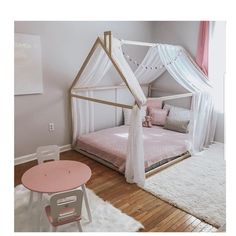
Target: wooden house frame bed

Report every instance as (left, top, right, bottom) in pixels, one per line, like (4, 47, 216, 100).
(70, 31, 192, 178)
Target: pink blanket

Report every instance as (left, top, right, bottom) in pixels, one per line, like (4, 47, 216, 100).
(77, 125, 190, 172)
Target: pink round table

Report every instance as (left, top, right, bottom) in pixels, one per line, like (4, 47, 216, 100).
(22, 160, 92, 224)
(22, 160, 91, 193)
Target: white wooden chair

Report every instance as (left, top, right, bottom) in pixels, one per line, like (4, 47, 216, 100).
(36, 145, 60, 164)
(28, 145, 60, 211)
(44, 189, 84, 232)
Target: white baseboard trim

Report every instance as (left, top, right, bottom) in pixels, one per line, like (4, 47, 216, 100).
(14, 144, 72, 166)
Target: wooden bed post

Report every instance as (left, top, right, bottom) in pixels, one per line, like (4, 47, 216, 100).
(104, 31, 112, 55)
(148, 84, 152, 97)
(70, 38, 100, 92)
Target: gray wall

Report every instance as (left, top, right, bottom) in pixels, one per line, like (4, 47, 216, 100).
(14, 21, 153, 157)
(151, 21, 224, 143)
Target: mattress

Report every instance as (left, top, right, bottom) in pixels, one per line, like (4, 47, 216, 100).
(76, 125, 190, 172)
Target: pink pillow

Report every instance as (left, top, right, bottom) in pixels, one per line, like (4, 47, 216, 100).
(147, 99, 163, 117)
(149, 108, 168, 126)
(146, 99, 162, 109)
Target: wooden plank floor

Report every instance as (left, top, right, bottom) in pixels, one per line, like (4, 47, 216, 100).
(14, 150, 218, 232)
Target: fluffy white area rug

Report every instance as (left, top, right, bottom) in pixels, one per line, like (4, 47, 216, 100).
(143, 143, 225, 228)
(15, 185, 143, 232)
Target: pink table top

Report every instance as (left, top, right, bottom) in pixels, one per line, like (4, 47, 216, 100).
(22, 160, 92, 193)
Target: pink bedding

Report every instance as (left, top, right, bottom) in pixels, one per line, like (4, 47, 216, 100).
(76, 125, 190, 172)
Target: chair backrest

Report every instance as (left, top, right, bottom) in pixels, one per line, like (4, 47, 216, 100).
(49, 189, 83, 224)
(36, 145, 60, 164)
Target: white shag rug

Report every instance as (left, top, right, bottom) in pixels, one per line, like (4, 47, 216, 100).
(15, 185, 143, 232)
(143, 143, 225, 228)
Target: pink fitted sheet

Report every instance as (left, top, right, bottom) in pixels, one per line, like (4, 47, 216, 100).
(76, 125, 190, 172)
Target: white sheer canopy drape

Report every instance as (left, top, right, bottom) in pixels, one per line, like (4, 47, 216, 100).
(71, 36, 216, 187)
(134, 46, 165, 84)
(158, 44, 215, 151)
(129, 43, 216, 152)
(71, 46, 112, 144)
(112, 38, 147, 186)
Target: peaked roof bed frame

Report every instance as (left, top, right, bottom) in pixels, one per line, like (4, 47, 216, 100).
(70, 31, 192, 177)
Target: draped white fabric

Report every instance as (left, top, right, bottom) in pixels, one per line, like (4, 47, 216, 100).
(71, 36, 216, 187)
(112, 38, 146, 185)
(134, 46, 165, 84)
(112, 38, 147, 107)
(157, 44, 215, 152)
(131, 43, 215, 152)
(125, 105, 145, 186)
(71, 47, 112, 145)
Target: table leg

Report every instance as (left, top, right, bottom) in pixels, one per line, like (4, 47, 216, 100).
(81, 184, 92, 222)
(37, 193, 43, 231)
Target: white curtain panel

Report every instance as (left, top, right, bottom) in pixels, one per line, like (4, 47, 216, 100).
(112, 38, 146, 185)
(134, 46, 166, 84)
(158, 44, 215, 152)
(112, 38, 147, 107)
(71, 47, 112, 145)
(125, 105, 145, 186)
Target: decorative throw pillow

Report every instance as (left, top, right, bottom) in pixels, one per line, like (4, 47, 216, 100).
(147, 99, 162, 115)
(148, 108, 168, 126)
(169, 106, 191, 121)
(163, 104, 191, 121)
(164, 117, 189, 133)
(163, 104, 172, 115)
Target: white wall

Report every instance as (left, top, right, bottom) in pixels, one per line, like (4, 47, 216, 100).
(151, 21, 224, 143)
(14, 21, 153, 157)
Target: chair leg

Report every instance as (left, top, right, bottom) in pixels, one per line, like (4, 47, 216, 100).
(81, 184, 92, 222)
(28, 191, 33, 212)
(37, 193, 43, 231)
(77, 221, 83, 232)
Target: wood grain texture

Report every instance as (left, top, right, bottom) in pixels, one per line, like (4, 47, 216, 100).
(14, 150, 218, 232)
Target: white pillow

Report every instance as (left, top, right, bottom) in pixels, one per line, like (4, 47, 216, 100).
(123, 106, 147, 125)
(168, 106, 191, 121)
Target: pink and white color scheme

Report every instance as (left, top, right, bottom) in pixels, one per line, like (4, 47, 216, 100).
(77, 125, 190, 172)
(45, 189, 84, 232)
(22, 160, 92, 230)
(196, 21, 209, 75)
(22, 160, 91, 193)
(71, 35, 216, 186)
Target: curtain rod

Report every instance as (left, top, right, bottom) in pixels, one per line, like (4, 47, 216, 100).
(120, 39, 157, 47)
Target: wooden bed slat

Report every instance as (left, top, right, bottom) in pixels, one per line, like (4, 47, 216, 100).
(145, 152, 191, 178)
(74, 147, 191, 179)
(71, 93, 133, 109)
